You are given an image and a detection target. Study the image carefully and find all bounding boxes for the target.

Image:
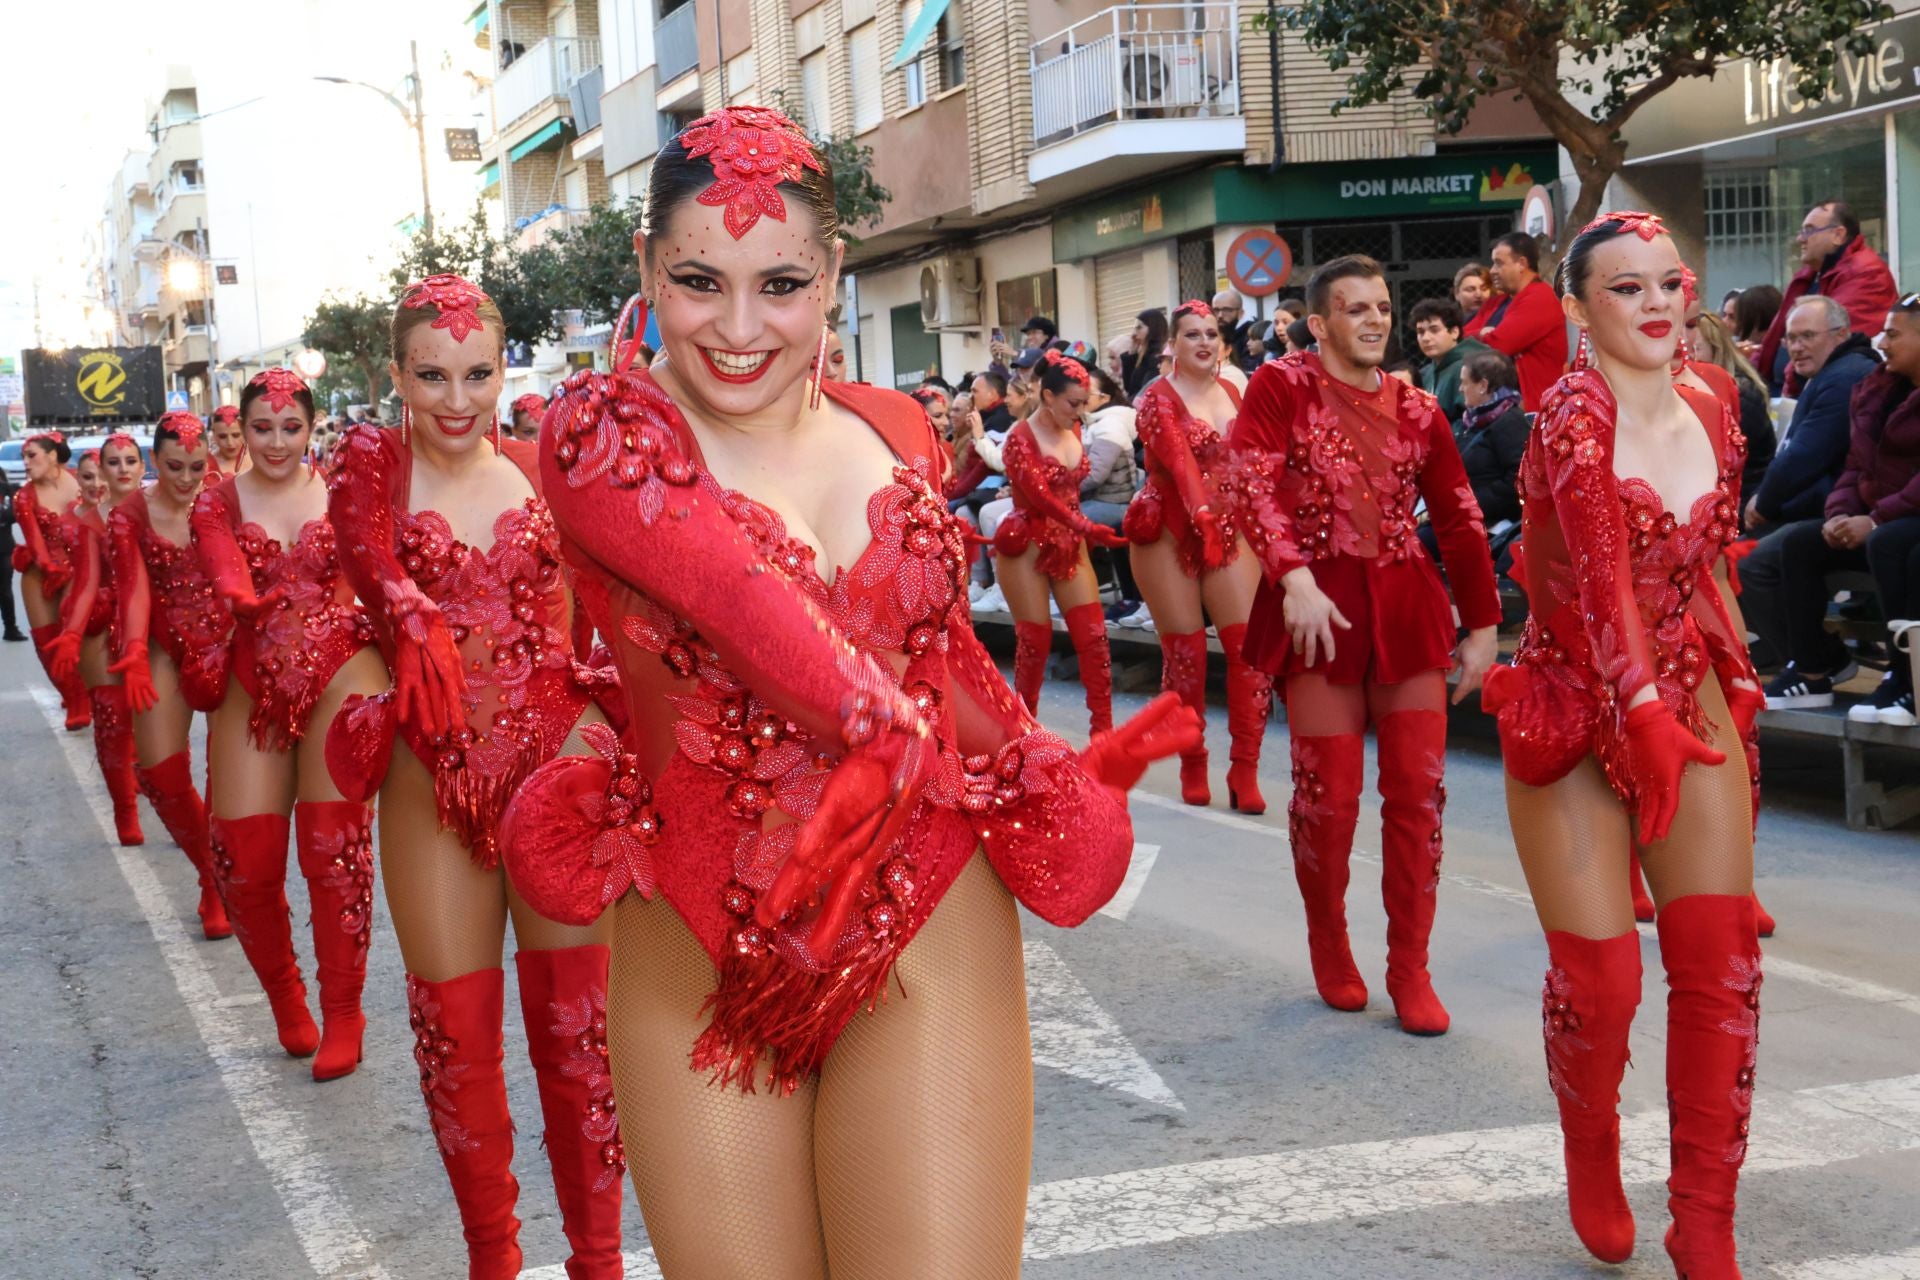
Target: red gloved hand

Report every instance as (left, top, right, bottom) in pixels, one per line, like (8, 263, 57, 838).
(1082, 523, 1127, 550)
(1079, 690, 1205, 792)
(384, 579, 467, 742)
(1725, 682, 1764, 744)
(40, 564, 71, 599)
(1192, 505, 1227, 570)
(227, 582, 288, 621)
(110, 641, 158, 713)
(42, 631, 82, 682)
(758, 728, 935, 960)
(1623, 699, 1726, 845)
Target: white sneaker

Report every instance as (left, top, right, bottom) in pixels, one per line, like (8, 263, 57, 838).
(968, 581, 987, 604)
(1881, 691, 1918, 727)
(974, 584, 1007, 614)
(1116, 604, 1154, 629)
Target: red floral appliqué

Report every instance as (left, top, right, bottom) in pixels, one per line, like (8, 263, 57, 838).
(401, 273, 491, 344)
(678, 105, 825, 240)
(547, 981, 627, 1191)
(249, 368, 310, 413)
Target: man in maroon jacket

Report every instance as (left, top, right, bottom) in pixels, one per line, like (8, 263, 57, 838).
(1754, 199, 1899, 395)
(1479, 232, 1568, 411)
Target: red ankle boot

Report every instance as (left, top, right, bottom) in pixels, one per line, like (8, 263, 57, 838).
(1543, 930, 1642, 1263)
(517, 947, 626, 1278)
(1012, 620, 1053, 717)
(1377, 709, 1450, 1035)
(296, 801, 375, 1082)
(210, 813, 318, 1057)
(1160, 629, 1211, 805)
(1217, 623, 1270, 814)
(1658, 895, 1761, 1280)
(89, 686, 144, 845)
(32, 624, 91, 729)
(1288, 732, 1367, 1011)
(1630, 854, 1656, 922)
(1063, 602, 1114, 734)
(135, 752, 230, 939)
(410, 968, 524, 1279)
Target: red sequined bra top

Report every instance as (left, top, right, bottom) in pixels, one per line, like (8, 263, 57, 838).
(109, 489, 234, 713)
(327, 425, 597, 868)
(510, 368, 1137, 1094)
(1125, 377, 1257, 575)
(191, 477, 373, 751)
(1486, 369, 1758, 802)
(994, 419, 1095, 581)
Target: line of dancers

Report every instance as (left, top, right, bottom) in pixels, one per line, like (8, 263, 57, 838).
(11, 104, 1764, 1279)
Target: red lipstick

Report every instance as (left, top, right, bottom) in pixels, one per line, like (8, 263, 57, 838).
(699, 346, 775, 385)
(435, 415, 479, 437)
(1640, 321, 1673, 339)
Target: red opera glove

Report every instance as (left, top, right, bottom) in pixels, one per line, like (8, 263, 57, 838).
(383, 578, 467, 741)
(757, 727, 936, 960)
(40, 563, 71, 598)
(10, 547, 28, 574)
(1725, 682, 1764, 747)
(1082, 522, 1127, 550)
(110, 641, 158, 713)
(42, 630, 82, 681)
(224, 582, 286, 621)
(1623, 700, 1726, 845)
(1192, 505, 1227, 570)
(1079, 691, 1205, 793)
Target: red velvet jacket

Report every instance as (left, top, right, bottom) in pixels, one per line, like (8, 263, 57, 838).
(1829, 364, 1920, 525)
(1478, 278, 1568, 412)
(1755, 234, 1899, 395)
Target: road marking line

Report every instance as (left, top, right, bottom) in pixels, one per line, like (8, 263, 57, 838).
(1777, 1244, 1920, 1279)
(1024, 1070, 1920, 1261)
(524, 1251, 662, 1280)
(1026, 939, 1184, 1112)
(1135, 783, 1920, 1011)
(1096, 843, 1161, 921)
(33, 687, 392, 1280)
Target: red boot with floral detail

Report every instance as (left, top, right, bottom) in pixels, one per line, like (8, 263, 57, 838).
(1288, 731, 1367, 1011)
(135, 751, 229, 939)
(1160, 629, 1211, 805)
(89, 685, 143, 845)
(1377, 708, 1450, 1035)
(1218, 623, 1270, 814)
(296, 800, 375, 1082)
(1063, 601, 1113, 734)
(1012, 619, 1052, 717)
(210, 813, 318, 1057)
(1543, 929, 1642, 1263)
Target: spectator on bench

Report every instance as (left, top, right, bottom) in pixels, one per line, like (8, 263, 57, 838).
(1411, 298, 1490, 425)
(1418, 348, 1527, 571)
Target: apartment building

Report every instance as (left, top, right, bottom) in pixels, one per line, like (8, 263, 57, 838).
(498, 0, 1550, 389)
(480, 1, 613, 243)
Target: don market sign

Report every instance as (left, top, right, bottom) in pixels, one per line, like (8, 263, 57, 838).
(1213, 150, 1557, 224)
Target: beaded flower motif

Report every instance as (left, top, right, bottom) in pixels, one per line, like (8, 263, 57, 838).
(679, 105, 825, 240)
(249, 368, 310, 413)
(401, 273, 491, 344)
(156, 410, 205, 451)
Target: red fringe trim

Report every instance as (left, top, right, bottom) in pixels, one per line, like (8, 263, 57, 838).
(690, 940, 900, 1096)
(436, 741, 541, 871)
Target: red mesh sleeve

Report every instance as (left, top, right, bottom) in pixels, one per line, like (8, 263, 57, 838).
(56, 516, 103, 642)
(107, 504, 151, 662)
(14, 487, 56, 574)
(1411, 391, 1503, 630)
(1137, 383, 1214, 517)
(190, 483, 260, 610)
(1002, 426, 1096, 534)
(1227, 362, 1308, 581)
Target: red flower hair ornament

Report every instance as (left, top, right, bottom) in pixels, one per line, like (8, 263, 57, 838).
(157, 411, 206, 452)
(249, 368, 311, 413)
(512, 392, 548, 418)
(1583, 210, 1667, 242)
(1173, 299, 1216, 321)
(401, 273, 491, 344)
(212, 405, 240, 424)
(30, 430, 67, 447)
(1040, 349, 1090, 386)
(678, 105, 826, 240)
(103, 431, 140, 453)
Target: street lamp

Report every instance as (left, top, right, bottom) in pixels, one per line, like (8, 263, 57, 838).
(166, 257, 204, 294)
(316, 40, 433, 236)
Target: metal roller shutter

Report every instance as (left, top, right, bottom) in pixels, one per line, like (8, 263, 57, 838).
(1094, 251, 1146, 350)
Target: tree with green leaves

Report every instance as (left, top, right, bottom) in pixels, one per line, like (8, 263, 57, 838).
(303, 293, 392, 413)
(388, 206, 565, 347)
(759, 90, 893, 242)
(1276, 0, 1890, 234)
(546, 200, 646, 325)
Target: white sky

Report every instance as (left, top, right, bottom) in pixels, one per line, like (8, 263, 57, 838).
(1, 0, 482, 357)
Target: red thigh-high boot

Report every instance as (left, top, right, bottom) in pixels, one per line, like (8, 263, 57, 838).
(1750, 894, 1775, 939)
(31, 624, 91, 729)
(1288, 731, 1367, 1011)
(1160, 629, 1211, 805)
(210, 813, 318, 1056)
(409, 969, 524, 1279)
(1630, 854, 1656, 922)
(1063, 602, 1114, 734)
(89, 686, 144, 844)
(516, 947, 626, 1279)
(1012, 619, 1052, 717)
(1543, 930, 1643, 1263)
(1658, 895, 1761, 1280)
(1376, 708, 1451, 1035)
(1217, 623, 1271, 814)
(295, 801, 375, 1082)
(136, 752, 231, 939)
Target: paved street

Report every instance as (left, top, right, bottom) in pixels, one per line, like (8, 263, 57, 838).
(3, 629, 1918, 1280)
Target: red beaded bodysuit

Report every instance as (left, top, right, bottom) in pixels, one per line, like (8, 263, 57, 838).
(53, 497, 144, 840)
(506, 367, 1146, 1094)
(14, 482, 92, 726)
(1229, 351, 1501, 1035)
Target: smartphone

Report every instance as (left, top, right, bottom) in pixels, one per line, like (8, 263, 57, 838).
(991, 327, 1005, 346)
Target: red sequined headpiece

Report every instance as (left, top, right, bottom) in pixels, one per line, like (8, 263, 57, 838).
(249, 368, 310, 413)
(1680, 265, 1700, 306)
(212, 405, 239, 424)
(678, 105, 826, 240)
(512, 393, 548, 418)
(29, 430, 66, 447)
(104, 431, 139, 453)
(1041, 349, 1090, 386)
(157, 410, 206, 452)
(1583, 210, 1667, 242)
(401, 273, 492, 344)
(1173, 299, 1216, 320)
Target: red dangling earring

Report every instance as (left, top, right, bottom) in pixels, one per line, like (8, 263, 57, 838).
(809, 323, 830, 411)
(1574, 328, 1593, 371)
(490, 414, 501, 452)
(400, 404, 412, 448)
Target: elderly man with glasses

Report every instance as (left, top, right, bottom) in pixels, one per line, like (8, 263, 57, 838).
(1754, 199, 1897, 394)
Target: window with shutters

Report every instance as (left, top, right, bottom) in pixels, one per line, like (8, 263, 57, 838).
(848, 22, 883, 134)
(800, 51, 830, 138)
(938, 0, 965, 89)
(901, 0, 926, 108)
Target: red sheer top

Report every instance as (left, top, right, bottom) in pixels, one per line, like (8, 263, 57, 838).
(1126, 377, 1257, 576)
(1486, 370, 1757, 802)
(11, 483, 76, 580)
(528, 368, 1136, 1092)
(993, 419, 1096, 580)
(1229, 353, 1502, 684)
(108, 490, 233, 712)
(52, 500, 119, 647)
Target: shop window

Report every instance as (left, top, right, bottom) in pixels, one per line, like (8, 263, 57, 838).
(1177, 234, 1214, 304)
(1399, 217, 1487, 265)
(1307, 222, 1393, 263)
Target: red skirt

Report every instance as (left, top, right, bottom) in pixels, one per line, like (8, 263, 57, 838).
(1243, 551, 1457, 687)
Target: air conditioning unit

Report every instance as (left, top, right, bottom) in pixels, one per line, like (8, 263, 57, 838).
(919, 256, 982, 329)
(1122, 48, 1208, 110)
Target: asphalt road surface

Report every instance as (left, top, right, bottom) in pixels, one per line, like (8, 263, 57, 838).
(3, 631, 1917, 1279)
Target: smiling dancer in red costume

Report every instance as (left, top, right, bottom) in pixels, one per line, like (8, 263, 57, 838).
(1483, 213, 1765, 1278)
(325, 275, 626, 1278)
(498, 105, 1199, 1279)
(208, 405, 249, 481)
(993, 347, 1124, 734)
(106, 414, 234, 940)
(14, 432, 92, 729)
(1230, 254, 1501, 1037)
(192, 369, 388, 1080)
(46, 434, 150, 846)
(1129, 300, 1274, 812)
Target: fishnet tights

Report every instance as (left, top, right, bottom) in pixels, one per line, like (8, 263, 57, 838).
(606, 851, 1033, 1280)
(1507, 676, 1753, 939)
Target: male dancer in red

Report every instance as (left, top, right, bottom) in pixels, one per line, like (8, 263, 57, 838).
(1231, 255, 1502, 1034)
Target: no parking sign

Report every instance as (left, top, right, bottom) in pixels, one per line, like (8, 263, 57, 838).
(1225, 229, 1292, 297)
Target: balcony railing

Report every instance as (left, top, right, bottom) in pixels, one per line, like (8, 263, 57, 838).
(1029, 3, 1239, 147)
(496, 36, 603, 130)
(657, 3, 699, 84)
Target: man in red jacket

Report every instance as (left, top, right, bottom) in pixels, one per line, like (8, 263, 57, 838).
(1479, 232, 1568, 410)
(1754, 199, 1898, 395)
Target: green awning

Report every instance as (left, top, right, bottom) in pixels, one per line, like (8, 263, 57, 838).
(889, 0, 949, 68)
(478, 160, 499, 192)
(467, 3, 489, 32)
(508, 119, 571, 162)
